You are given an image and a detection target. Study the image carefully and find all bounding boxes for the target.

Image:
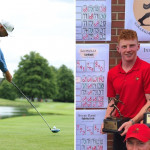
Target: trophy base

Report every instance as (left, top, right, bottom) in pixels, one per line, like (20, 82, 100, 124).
(143, 112, 150, 127)
(102, 128, 123, 134)
(102, 117, 130, 133)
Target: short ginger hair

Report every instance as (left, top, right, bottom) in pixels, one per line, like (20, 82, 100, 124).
(118, 29, 138, 43)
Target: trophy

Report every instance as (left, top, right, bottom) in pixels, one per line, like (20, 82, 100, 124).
(102, 95, 130, 133)
(143, 106, 150, 127)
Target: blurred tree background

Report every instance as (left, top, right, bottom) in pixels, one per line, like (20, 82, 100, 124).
(0, 51, 74, 103)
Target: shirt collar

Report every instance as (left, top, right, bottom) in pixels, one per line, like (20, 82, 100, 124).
(118, 57, 140, 74)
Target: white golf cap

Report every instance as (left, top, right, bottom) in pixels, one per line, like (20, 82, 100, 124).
(0, 19, 14, 34)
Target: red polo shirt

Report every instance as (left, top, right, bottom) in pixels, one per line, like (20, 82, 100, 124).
(107, 57, 150, 118)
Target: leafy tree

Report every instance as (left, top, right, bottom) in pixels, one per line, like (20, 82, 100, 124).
(0, 80, 17, 100)
(13, 51, 56, 101)
(50, 66, 59, 99)
(56, 65, 74, 102)
(50, 66, 58, 74)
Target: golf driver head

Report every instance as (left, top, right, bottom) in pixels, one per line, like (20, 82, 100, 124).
(51, 126, 60, 133)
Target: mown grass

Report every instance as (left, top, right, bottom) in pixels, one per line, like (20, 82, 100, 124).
(0, 98, 74, 150)
(0, 98, 31, 107)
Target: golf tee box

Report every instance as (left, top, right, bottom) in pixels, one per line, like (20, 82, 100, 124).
(102, 117, 130, 133)
(144, 112, 150, 127)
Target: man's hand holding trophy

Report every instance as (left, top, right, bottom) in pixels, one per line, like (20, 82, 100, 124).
(102, 94, 130, 133)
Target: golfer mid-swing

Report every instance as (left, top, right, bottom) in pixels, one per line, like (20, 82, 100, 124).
(0, 20, 14, 82)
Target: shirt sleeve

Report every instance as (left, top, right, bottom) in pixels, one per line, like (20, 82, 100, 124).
(0, 48, 8, 73)
(143, 64, 150, 94)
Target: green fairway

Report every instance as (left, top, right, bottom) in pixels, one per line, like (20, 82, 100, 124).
(0, 99, 74, 150)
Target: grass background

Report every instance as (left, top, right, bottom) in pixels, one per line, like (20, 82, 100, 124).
(0, 99, 74, 150)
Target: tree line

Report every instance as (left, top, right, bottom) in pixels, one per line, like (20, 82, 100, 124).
(0, 51, 74, 103)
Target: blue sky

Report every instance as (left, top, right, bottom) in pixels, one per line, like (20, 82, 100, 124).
(0, 0, 75, 76)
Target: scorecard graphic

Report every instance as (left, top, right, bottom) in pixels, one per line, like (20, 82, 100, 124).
(76, 110, 107, 150)
(76, 0, 111, 41)
(76, 44, 109, 108)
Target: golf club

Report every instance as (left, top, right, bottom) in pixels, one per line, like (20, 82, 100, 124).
(11, 81, 60, 133)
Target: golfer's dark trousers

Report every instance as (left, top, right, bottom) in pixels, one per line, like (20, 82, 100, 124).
(113, 133, 127, 150)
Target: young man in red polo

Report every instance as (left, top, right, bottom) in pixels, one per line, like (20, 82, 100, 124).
(101, 29, 150, 150)
(0, 19, 14, 82)
(125, 124, 150, 150)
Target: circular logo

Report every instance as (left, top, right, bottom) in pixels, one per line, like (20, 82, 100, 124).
(133, 0, 150, 31)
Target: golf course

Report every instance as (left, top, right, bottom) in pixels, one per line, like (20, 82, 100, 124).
(0, 99, 74, 150)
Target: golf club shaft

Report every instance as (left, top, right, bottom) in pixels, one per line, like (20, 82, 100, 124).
(11, 81, 51, 130)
